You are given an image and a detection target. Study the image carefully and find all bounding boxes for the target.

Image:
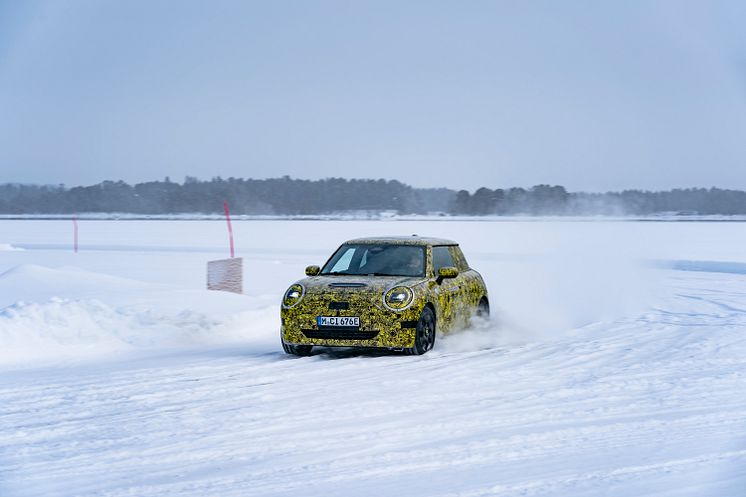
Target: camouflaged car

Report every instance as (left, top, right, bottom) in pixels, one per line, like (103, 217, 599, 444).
(280, 236, 489, 356)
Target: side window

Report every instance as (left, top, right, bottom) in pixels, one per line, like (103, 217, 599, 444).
(432, 246, 455, 273)
(360, 249, 368, 267)
(330, 247, 355, 272)
(449, 246, 470, 272)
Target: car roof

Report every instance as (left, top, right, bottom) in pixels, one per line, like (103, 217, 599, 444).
(343, 235, 458, 246)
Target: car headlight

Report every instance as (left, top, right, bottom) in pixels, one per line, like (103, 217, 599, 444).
(383, 286, 414, 311)
(282, 284, 305, 308)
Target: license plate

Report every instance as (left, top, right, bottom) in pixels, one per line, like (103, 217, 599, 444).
(317, 316, 360, 327)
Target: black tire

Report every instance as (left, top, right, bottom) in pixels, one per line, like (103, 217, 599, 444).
(476, 298, 490, 319)
(282, 342, 313, 356)
(405, 307, 436, 355)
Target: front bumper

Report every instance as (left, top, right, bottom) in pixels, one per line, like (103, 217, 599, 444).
(281, 301, 421, 348)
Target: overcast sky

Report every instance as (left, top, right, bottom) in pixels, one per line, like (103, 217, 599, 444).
(1, 0, 745, 192)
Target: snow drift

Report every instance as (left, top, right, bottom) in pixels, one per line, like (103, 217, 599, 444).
(0, 243, 23, 251)
(0, 264, 276, 366)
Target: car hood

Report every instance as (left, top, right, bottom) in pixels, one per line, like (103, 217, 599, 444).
(298, 274, 427, 295)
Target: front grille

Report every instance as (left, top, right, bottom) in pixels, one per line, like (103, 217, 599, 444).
(317, 325, 360, 332)
(302, 329, 380, 340)
(328, 301, 349, 310)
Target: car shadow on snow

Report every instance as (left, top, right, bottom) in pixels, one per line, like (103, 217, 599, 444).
(297, 347, 406, 360)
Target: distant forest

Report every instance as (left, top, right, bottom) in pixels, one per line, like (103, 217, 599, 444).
(1, 176, 745, 216)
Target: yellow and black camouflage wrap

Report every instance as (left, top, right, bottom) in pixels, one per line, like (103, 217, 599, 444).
(280, 236, 488, 350)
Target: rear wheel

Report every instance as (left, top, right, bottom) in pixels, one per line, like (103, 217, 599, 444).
(282, 342, 313, 356)
(405, 307, 436, 355)
(476, 298, 490, 319)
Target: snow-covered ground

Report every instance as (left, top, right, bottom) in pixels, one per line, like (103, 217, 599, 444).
(1, 220, 745, 496)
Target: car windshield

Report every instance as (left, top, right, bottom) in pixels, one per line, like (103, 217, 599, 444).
(320, 244, 426, 277)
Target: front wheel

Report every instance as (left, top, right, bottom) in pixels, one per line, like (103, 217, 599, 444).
(405, 307, 436, 355)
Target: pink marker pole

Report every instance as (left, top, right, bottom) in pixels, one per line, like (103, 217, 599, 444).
(73, 216, 79, 253)
(223, 201, 235, 258)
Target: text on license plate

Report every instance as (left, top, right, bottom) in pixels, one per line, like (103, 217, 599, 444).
(317, 316, 360, 327)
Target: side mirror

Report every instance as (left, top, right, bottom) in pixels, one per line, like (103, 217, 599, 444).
(437, 266, 459, 282)
(305, 265, 321, 276)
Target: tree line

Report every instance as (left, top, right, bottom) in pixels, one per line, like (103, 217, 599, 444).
(0, 177, 451, 215)
(452, 186, 746, 215)
(0, 177, 744, 216)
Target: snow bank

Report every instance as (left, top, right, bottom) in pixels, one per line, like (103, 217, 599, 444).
(0, 298, 276, 365)
(0, 264, 277, 367)
(0, 243, 23, 251)
(0, 298, 177, 363)
(667, 259, 746, 275)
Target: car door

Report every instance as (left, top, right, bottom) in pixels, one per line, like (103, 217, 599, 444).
(431, 245, 461, 331)
(448, 245, 478, 323)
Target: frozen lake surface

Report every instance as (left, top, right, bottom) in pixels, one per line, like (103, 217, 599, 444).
(1, 219, 745, 496)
